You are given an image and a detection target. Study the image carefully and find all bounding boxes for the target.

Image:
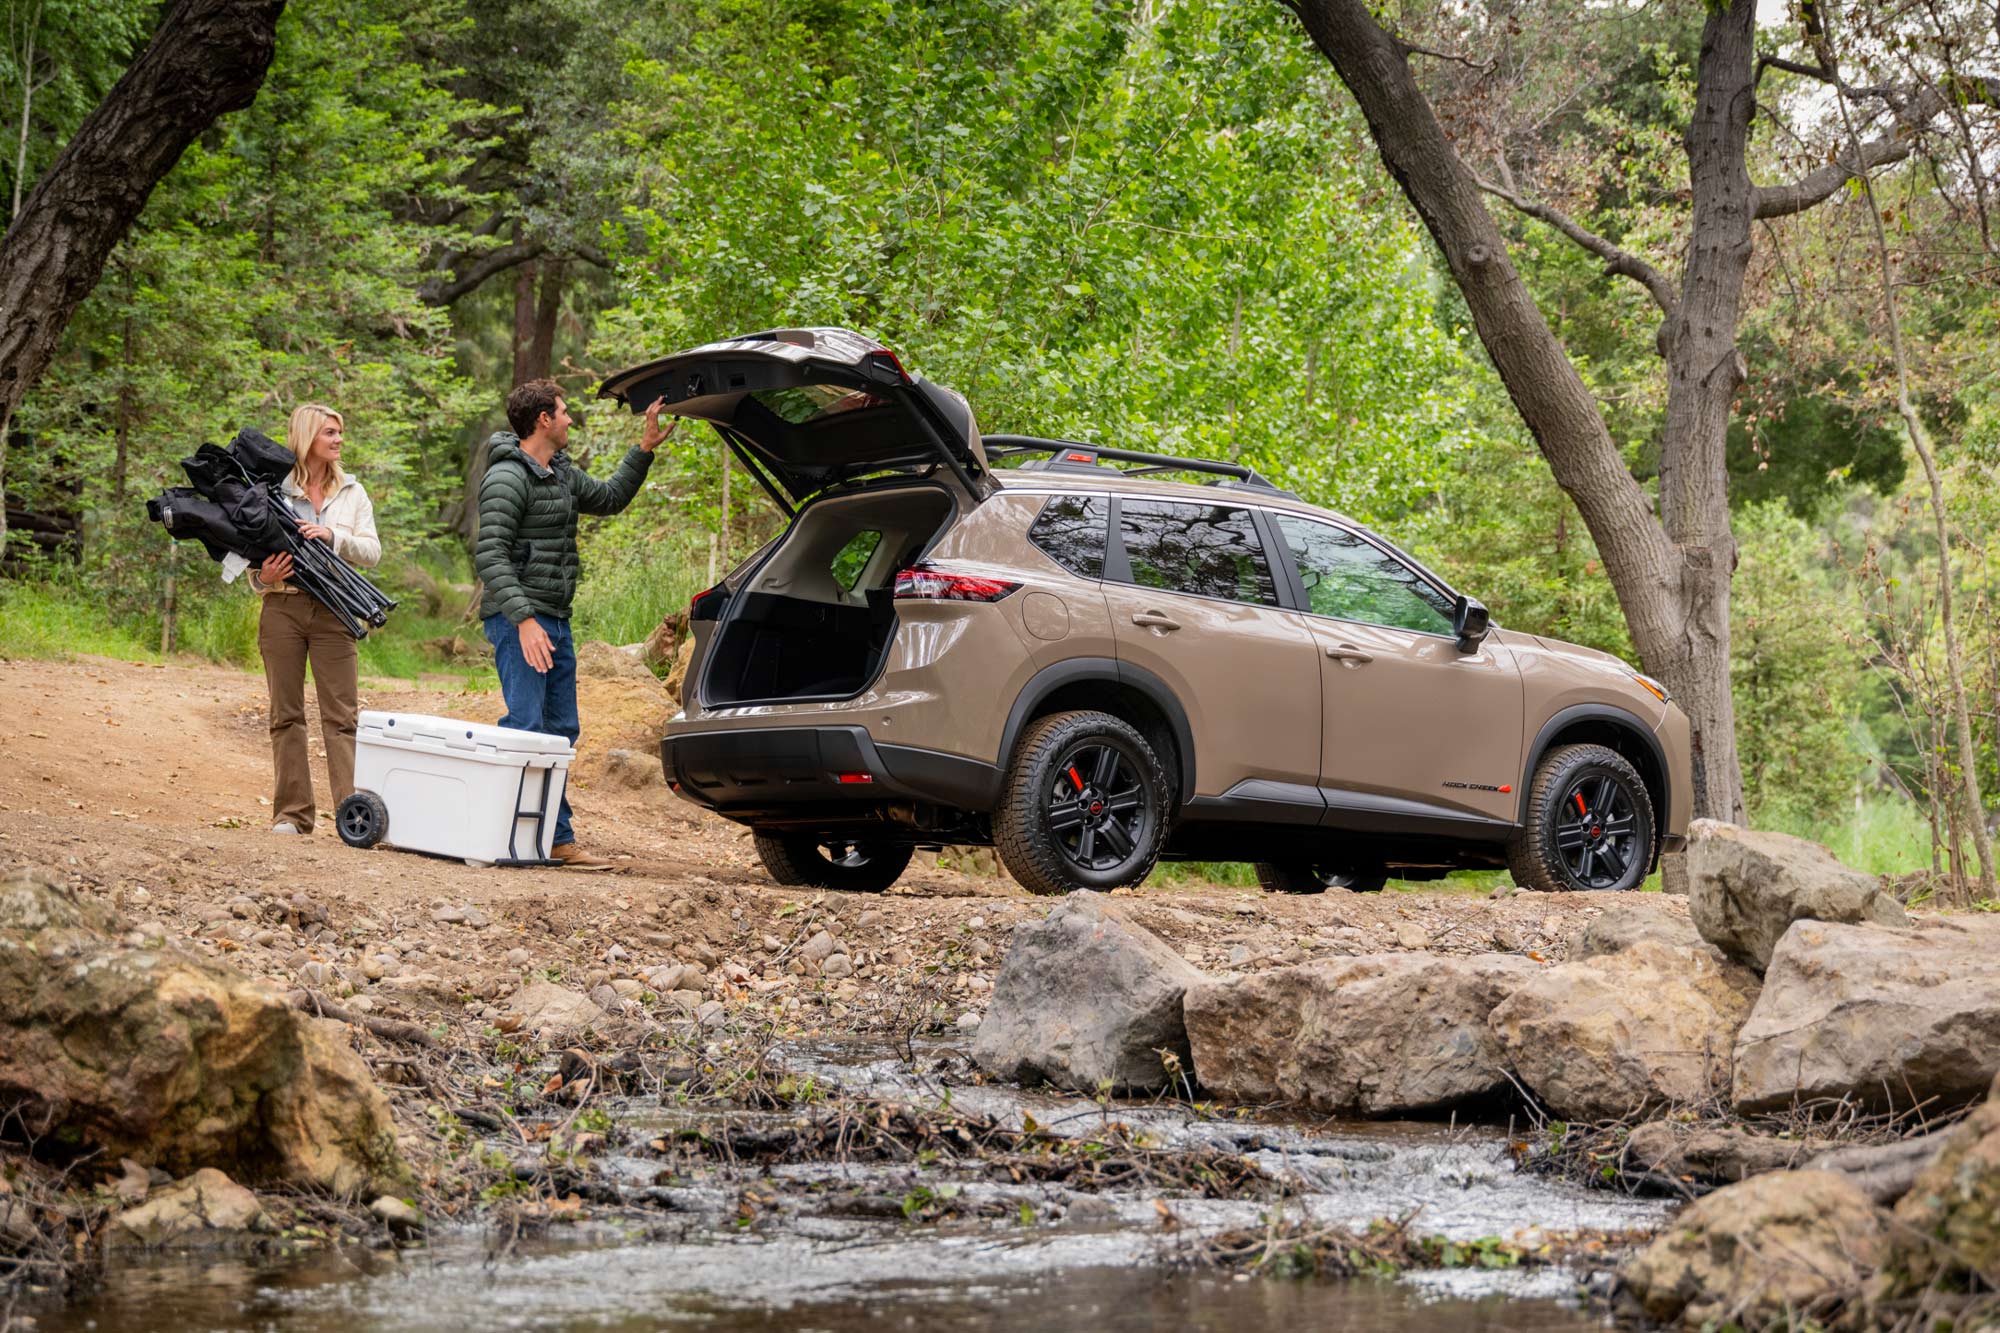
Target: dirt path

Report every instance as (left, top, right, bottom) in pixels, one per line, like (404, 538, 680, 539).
(0, 652, 1651, 1034)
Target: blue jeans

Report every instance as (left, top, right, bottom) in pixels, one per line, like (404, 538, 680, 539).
(484, 613, 578, 847)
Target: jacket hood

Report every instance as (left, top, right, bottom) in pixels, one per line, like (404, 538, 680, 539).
(485, 431, 560, 478)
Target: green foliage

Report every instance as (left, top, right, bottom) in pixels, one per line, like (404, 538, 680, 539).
(10, 0, 489, 643)
(1730, 503, 1867, 826)
(0, 0, 1990, 876)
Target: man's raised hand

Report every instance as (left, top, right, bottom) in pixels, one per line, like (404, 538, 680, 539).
(638, 397, 677, 453)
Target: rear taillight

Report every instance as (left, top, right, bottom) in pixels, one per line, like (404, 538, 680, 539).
(689, 585, 729, 621)
(893, 565, 1020, 602)
(865, 348, 909, 382)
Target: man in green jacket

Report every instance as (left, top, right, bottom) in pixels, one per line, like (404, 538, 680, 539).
(478, 377, 670, 869)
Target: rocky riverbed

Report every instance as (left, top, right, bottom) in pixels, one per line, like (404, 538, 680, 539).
(3, 655, 1998, 1329)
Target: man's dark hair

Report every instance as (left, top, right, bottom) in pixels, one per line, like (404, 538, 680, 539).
(506, 378, 564, 438)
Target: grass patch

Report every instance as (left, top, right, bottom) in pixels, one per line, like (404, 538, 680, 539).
(0, 577, 161, 662)
(2, 567, 489, 683)
(1761, 795, 1936, 876)
(571, 536, 713, 647)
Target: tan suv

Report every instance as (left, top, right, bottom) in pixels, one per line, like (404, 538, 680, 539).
(601, 329, 1691, 897)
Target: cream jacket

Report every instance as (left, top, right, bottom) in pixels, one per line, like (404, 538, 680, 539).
(250, 472, 381, 594)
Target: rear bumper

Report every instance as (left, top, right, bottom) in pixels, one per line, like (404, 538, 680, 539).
(663, 726, 1000, 815)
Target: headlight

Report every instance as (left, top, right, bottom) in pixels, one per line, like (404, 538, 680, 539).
(1631, 673, 1670, 703)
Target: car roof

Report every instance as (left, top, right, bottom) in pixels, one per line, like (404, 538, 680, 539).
(991, 468, 1361, 528)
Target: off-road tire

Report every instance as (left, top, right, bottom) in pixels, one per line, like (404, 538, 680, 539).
(994, 710, 1170, 896)
(335, 791, 388, 849)
(1254, 862, 1389, 895)
(1506, 743, 1655, 893)
(752, 833, 912, 894)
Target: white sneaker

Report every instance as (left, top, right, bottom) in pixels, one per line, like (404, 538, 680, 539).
(271, 821, 300, 835)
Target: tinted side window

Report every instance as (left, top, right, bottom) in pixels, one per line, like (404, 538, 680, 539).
(1027, 495, 1108, 579)
(1118, 500, 1278, 606)
(1276, 515, 1455, 634)
(829, 529, 883, 591)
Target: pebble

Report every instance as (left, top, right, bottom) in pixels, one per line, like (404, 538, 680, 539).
(604, 944, 629, 964)
(360, 956, 386, 981)
(696, 1000, 726, 1028)
(504, 948, 531, 968)
(820, 954, 855, 979)
(956, 1011, 982, 1033)
(967, 916, 986, 930)
(1395, 923, 1430, 950)
(801, 930, 836, 963)
(1232, 902, 1257, 916)
(858, 911, 883, 928)
(588, 984, 622, 1012)
(370, 1196, 424, 1232)
(761, 934, 782, 953)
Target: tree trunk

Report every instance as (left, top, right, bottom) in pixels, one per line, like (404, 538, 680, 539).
(462, 254, 567, 551)
(1653, 1, 1755, 825)
(509, 254, 564, 385)
(0, 0, 286, 558)
(111, 261, 134, 504)
(1289, 0, 1749, 820)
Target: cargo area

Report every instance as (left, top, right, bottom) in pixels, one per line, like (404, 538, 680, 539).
(698, 484, 958, 706)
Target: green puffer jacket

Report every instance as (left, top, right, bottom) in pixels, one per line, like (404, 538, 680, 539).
(475, 433, 656, 624)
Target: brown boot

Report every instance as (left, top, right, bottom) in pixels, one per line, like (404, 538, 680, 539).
(551, 842, 613, 871)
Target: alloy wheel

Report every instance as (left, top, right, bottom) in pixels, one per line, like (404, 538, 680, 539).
(1555, 774, 1639, 890)
(1045, 740, 1151, 874)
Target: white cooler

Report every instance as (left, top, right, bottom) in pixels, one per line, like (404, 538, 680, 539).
(341, 710, 573, 865)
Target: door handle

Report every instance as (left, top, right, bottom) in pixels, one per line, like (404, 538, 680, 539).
(1130, 610, 1182, 632)
(1325, 643, 1374, 664)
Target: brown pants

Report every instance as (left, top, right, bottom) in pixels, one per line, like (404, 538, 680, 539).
(259, 593, 359, 832)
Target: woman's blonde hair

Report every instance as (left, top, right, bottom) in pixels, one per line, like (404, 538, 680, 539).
(285, 403, 346, 490)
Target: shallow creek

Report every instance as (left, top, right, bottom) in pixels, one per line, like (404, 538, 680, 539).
(46, 1042, 1666, 1331)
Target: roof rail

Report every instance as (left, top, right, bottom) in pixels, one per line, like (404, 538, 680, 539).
(983, 435, 1287, 492)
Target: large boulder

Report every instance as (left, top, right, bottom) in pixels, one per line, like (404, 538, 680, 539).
(1489, 938, 1759, 1120)
(972, 893, 1202, 1094)
(1183, 953, 1535, 1117)
(1883, 1077, 2000, 1290)
(1686, 820, 1906, 972)
(0, 870, 404, 1195)
(1733, 917, 2000, 1115)
(1566, 899, 1715, 962)
(1617, 1170, 1890, 1327)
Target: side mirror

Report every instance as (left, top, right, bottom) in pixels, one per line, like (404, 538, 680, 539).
(1453, 595, 1490, 654)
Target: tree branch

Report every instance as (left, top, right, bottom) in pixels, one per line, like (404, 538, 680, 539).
(418, 237, 546, 307)
(1754, 75, 2000, 218)
(1475, 174, 1680, 316)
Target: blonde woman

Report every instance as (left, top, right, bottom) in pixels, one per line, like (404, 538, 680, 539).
(249, 403, 381, 834)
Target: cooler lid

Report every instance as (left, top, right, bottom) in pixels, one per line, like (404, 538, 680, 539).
(359, 710, 574, 757)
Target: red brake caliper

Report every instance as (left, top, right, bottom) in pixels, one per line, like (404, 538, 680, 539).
(1068, 766, 1086, 793)
(1573, 791, 1588, 817)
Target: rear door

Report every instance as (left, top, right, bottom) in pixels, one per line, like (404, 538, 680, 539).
(1269, 513, 1525, 825)
(1102, 497, 1322, 810)
(597, 328, 994, 507)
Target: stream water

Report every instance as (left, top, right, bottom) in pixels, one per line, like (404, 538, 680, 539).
(43, 1042, 1665, 1332)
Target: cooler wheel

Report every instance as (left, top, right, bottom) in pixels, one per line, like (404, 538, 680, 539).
(336, 791, 389, 849)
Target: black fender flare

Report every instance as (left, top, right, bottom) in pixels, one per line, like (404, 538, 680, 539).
(997, 657, 1197, 806)
(1519, 703, 1671, 832)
